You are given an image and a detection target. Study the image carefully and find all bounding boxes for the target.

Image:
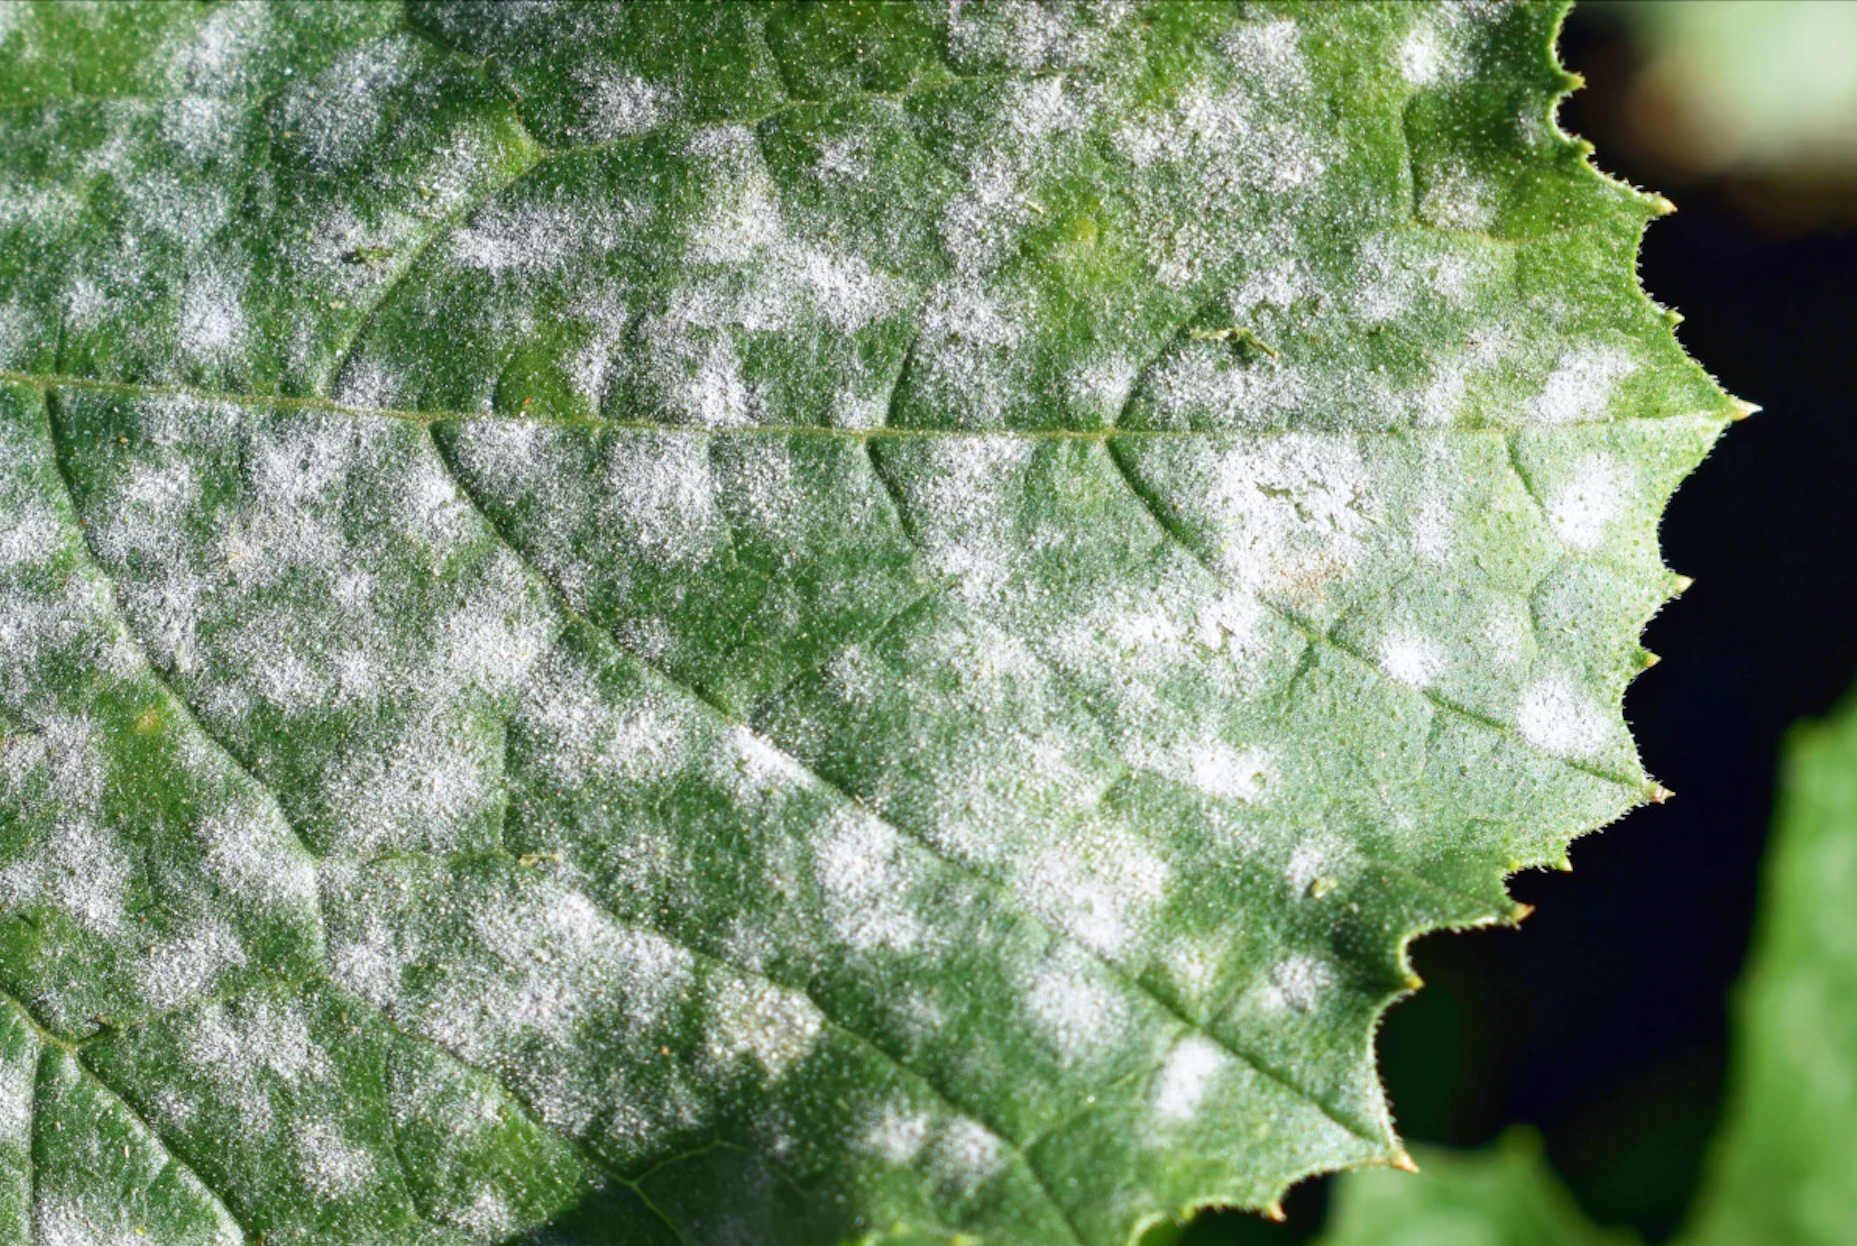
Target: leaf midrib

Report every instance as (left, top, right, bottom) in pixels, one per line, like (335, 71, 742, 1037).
(2, 368, 1719, 440)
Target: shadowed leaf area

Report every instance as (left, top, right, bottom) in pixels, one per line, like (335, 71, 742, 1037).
(0, 2, 1728, 1243)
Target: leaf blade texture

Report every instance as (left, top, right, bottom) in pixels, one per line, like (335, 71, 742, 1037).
(0, 2, 1730, 1243)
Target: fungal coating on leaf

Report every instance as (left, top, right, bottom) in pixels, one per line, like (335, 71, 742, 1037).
(0, 3, 1731, 1245)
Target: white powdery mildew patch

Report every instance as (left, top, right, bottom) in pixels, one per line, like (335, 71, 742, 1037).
(1410, 491, 1453, 563)
(397, 453, 477, 554)
(423, 563, 554, 703)
(602, 432, 723, 564)
(0, 821, 132, 938)
(38, 1194, 239, 1246)
(278, 34, 417, 171)
(1398, 2, 1505, 88)
(1172, 740, 1272, 804)
(1526, 345, 1638, 427)
(1516, 672, 1610, 760)
(1399, 24, 1463, 88)
(294, 1119, 379, 1201)
(858, 1103, 1006, 1196)
(1152, 1035, 1230, 1123)
(562, 291, 634, 412)
(326, 900, 418, 1014)
(318, 721, 500, 856)
(1484, 601, 1533, 669)
(813, 810, 930, 954)
(902, 436, 1034, 603)
(858, 1102, 934, 1166)
(1547, 454, 1631, 553)
(415, 886, 700, 1144)
(447, 1188, 517, 1240)
(451, 201, 634, 278)
(1162, 937, 1226, 1005)
(1024, 952, 1131, 1067)
(1067, 352, 1139, 423)
(1017, 824, 1168, 959)
(2, 711, 104, 809)
(1220, 18, 1312, 96)
(1378, 629, 1445, 690)
(186, 998, 336, 1134)
(415, 884, 696, 1094)
(0, 478, 60, 576)
(519, 653, 699, 788)
(928, 1118, 1006, 1197)
(1260, 953, 1334, 1014)
(913, 278, 1033, 427)
(703, 977, 825, 1080)
(140, 917, 248, 1013)
(946, 0, 1084, 72)
(1227, 258, 1309, 315)
(823, 643, 878, 705)
(936, 75, 1081, 280)
(0, 1046, 30, 1146)
(178, 262, 248, 362)
(717, 724, 806, 805)
(1144, 343, 1310, 432)
(1418, 156, 1498, 232)
(1115, 79, 1323, 288)
(160, 94, 243, 166)
(631, 126, 903, 425)
(331, 357, 404, 411)
(573, 66, 672, 141)
(162, 0, 271, 95)
(1350, 230, 1498, 327)
(1163, 435, 1371, 599)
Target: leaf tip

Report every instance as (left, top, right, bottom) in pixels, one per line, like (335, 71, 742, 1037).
(1391, 1150, 1421, 1174)
(1262, 1202, 1288, 1224)
(1650, 193, 1679, 217)
(1640, 649, 1662, 671)
(1730, 397, 1762, 421)
(1509, 902, 1536, 925)
(1649, 783, 1675, 805)
(1672, 574, 1696, 595)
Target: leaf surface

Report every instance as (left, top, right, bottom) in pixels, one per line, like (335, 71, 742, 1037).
(0, 2, 1728, 1243)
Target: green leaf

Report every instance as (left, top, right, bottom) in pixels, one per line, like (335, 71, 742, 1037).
(1322, 1130, 1637, 1246)
(1683, 694, 1857, 1246)
(0, 2, 1728, 1243)
(1315, 685, 1857, 1246)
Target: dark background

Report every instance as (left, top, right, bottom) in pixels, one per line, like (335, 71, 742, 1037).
(1189, 9, 1857, 1242)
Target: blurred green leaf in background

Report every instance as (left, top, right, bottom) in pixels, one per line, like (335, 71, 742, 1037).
(1589, 0, 1857, 226)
